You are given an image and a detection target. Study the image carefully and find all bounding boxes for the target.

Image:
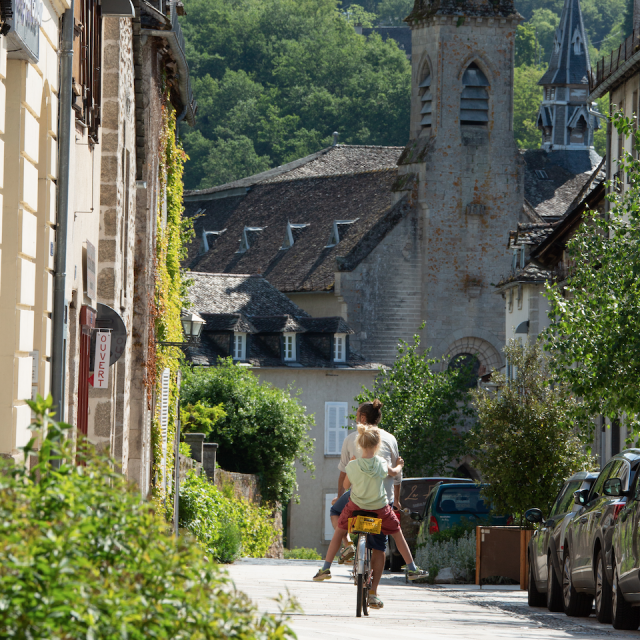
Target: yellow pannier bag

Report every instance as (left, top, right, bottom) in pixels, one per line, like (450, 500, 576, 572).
(348, 515, 382, 535)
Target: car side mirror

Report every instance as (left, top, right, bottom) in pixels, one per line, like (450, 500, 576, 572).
(524, 508, 544, 524)
(574, 489, 590, 505)
(410, 511, 423, 522)
(604, 477, 626, 497)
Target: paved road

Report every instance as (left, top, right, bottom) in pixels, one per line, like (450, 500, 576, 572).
(226, 559, 639, 640)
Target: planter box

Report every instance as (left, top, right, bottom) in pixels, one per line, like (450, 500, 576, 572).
(475, 526, 533, 590)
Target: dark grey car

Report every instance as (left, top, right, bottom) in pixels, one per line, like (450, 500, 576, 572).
(525, 471, 598, 611)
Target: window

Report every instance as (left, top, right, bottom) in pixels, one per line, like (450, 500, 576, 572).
(448, 353, 481, 389)
(237, 226, 265, 253)
(589, 461, 615, 501)
(460, 63, 489, 126)
(280, 222, 309, 250)
(326, 219, 359, 248)
(333, 334, 346, 362)
(325, 402, 348, 455)
(572, 29, 583, 55)
(419, 70, 432, 128)
(233, 333, 246, 360)
(283, 333, 296, 361)
(517, 284, 523, 310)
(549, 480, 583, 517)
(545, 87, 556, 101)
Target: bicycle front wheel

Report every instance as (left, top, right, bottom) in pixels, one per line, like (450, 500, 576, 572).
(356, 573, 363, 617)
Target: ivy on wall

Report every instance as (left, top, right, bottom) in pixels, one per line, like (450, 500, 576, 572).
(151, 105, 192, 503)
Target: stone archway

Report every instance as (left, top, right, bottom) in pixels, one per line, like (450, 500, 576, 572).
(442, 336, 502, 377)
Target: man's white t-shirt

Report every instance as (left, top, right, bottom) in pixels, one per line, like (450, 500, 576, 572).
(338, 428, 401, 504)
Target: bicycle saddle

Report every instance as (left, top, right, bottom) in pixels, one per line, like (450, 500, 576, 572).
(352, 510, 379, 519)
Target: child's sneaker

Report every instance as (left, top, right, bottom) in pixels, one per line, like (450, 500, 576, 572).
(368, 593, 384, 609)
(337, 544, 355, 564)
(406, 567, 428, 581)
(312, 568, 331, 581)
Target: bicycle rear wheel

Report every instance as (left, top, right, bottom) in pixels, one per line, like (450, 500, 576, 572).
(356, 573, 363, 617)
(362, 549, 370, 616)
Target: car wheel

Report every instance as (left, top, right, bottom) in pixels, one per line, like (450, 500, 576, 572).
(612, 563, 640, 630)
(563, 551, 593, 617)
(528, 555, 545, 607)
(595, 549, 612, 623)
(546, 554, 564, 612)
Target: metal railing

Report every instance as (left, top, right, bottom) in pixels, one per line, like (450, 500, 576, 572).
(591, 30, 640, 93)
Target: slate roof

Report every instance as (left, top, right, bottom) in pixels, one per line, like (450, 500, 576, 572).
(183, 148, 410, 292)
(406, 0, 519, 22)
(507, 222, 554, 249)
(539, 0, 591, 86)
(522, 149, 601, 219)
(496, 261, 554, 289)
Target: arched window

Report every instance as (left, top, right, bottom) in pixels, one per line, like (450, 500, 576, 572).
(448, 353, 481, 389)
(419, 70, 432, 129)
(460, 63, 489, 126)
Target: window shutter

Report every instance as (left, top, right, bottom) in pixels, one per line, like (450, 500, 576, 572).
(337, 404, 347, 452)
(159, 368, 170, 492)
(325, 402, 348, 455)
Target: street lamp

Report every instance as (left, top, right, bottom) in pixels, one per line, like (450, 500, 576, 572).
(180, 312, 205, 342)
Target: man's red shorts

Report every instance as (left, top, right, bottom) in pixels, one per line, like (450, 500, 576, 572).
(337, 499, 400, 535)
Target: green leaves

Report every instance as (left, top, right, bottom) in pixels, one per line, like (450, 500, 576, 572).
(470, 342, 593, 522)
(180, 359, 315, 504)
(355, 332, 474, 477)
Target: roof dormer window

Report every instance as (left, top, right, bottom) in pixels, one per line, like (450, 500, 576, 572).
(202, 228, 226, 253)
(419, 71, 432, 129)
(572, 28, 583, 55)
(233, 333, 246, 360)
(280, 222, 310, 250)
(326, 219, 359, 248)
(237, 226, 265, 254)
(333, 334, 346, 363)
(283, 333, 296, 361)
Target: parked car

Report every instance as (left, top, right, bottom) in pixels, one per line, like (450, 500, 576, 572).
(525, 471, 598, 611)
(386, 477, 473, 571)
(609, 456, 640, 630)
(562, 450, 640, 622)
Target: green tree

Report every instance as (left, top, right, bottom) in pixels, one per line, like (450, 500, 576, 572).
(180, 359, 315, 504)
(514, 64, 545, 149)
(545, 110, 640, 433)
(355, 331, 474, 477)
(515, 23, 538, 67)
(179, 0, 411, 190)
(0, 396, 296, 638)
(182, 400, 226, 437)
(529, 8, 560, 62)
(470, 342, 592, 521)
(374, 0, 414, 25)
(343, 3, 377, 27)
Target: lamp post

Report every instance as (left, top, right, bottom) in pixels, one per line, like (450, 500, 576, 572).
(157, 310, 205, 537)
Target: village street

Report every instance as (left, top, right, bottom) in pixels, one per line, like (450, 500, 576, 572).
(227, 559, 638, 640)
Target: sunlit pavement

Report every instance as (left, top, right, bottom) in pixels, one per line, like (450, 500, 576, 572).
(226, 559, 639, 640)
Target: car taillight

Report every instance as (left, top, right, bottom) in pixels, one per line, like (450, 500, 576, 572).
(429, 516, 439, 534)
(613, 503, 625, 521)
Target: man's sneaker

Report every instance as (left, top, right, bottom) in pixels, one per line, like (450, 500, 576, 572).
(312, 568, 331, 581)
(368, 593, 384, 609)
(338, 544, 355, 564)
(406, 567, 428, 581)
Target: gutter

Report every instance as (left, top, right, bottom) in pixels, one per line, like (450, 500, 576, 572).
(51, 1, 75, 422)
(589, 49, 640, 100)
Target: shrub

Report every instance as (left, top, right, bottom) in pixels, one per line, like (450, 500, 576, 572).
(415, 530, 476, 584)
(179, 470, 277, 562)
(284, 547, 322, 560)
(180, 360, 315, 504)
(0, 396, 296, 639)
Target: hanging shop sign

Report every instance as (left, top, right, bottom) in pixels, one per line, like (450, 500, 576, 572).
(93, 330, 112, 389)
(89, 303, 127, 370)
(6, 0, 42, 63)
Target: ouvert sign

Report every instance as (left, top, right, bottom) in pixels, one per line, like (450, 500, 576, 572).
(6, 0, 42, 63)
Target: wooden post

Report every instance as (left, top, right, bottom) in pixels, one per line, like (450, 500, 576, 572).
(520, 529, 533, 590)
(476, 526, 482, 585)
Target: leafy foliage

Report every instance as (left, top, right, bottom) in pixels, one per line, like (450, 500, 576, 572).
(0, 396, 296, 639)
(179, 471, 277, 562)
(545, 111, 640, 433)
(513, 64, 545, 149)
(355, 330, 474, 477)
(182, 400, 227, 437)
(470, 342, 592, 522)
(179, 0, 411, 189)
(283, 547, 322, 560)
(180, 359, 315, 504)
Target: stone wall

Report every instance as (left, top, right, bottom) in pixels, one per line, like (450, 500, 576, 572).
(215, 469, 262, 504)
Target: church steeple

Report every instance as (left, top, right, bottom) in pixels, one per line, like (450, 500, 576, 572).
(536, 0, 600, 162)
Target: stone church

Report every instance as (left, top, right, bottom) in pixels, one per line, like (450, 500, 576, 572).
(183, 0, 600, 380)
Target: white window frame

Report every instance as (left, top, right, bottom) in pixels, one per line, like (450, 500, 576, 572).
(283, 333, 296, 361)
(233, 333, 246, 360)
(325, 401, 348, 456)
(333, 333, 346, 362)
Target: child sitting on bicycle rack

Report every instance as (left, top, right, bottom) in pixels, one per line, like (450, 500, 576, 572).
(313, 407, 426, 590)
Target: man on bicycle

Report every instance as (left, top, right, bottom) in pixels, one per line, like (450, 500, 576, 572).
(328, 402, 403, 609)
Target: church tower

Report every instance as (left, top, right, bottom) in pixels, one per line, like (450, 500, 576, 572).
(536, 0, 600, 171)
(396, 0, 525, 375)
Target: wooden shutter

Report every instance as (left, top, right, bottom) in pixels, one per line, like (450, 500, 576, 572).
(159, 368, 170, 491)
(325, 402, 348, 455)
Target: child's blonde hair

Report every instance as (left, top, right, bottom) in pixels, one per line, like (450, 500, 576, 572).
(356, 423, 381, 453)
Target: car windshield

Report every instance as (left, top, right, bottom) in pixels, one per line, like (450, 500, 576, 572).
(436, 487, 489, 514)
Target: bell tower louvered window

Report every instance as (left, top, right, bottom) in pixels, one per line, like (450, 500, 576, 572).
(419, 71, 432, 128)
(460, 63, 489, 126)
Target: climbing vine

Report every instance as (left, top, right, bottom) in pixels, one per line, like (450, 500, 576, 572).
(151, 105, 193, 505)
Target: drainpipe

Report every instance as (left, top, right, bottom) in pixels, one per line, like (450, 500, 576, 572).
(51, 1, 74, 422)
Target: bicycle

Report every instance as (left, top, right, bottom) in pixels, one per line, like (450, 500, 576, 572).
(348, 510, 383, 618)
